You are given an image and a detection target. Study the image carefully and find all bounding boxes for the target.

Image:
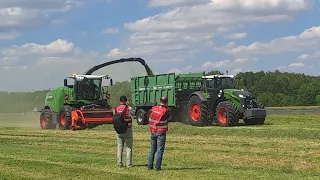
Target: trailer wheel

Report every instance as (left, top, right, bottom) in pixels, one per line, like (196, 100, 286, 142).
(216, 100, 239, 127)
(40, 109, 56, 129)
(187, 95, 209, 126)
(58, 105, 72, 130)
(244, 99, 265, 125)
(136, 109, 148, 125)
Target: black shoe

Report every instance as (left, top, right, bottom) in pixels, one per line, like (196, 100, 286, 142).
(148, 167, 153, 170)
(118, 163, 123, 168)
(156, 168, 161, 171)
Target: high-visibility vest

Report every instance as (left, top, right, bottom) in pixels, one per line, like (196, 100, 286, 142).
(116, 105, 132, 128)
(149, 105, 168, 133)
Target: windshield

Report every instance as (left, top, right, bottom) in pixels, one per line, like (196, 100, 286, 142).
(205, 77, 235, 89)
(220, 77, 235, 89)
(75, 78, 102, 100)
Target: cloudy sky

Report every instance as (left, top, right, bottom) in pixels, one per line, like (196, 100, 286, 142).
(0, 0, 319, 92)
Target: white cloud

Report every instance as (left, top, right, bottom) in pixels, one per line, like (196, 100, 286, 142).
(214, 26, 320, 55)
(115, 0, 312, 62)
(167, 65, 193, 74)
(289, 62, 305, 67)
(1, 39, 75, 56)
(202, 58, 258, 69)
(103, 28, 119, 34)
(0, 38, 156, 91)
(224, 32, 247, 39)
(167, 68, 183, 74)
(0, 0, 82, 11)
(0, 1, 83, 38)
(277, 62, 306, 72)
(298, 51, 320, 60)
(202, 60, 231, 69)
(148, 0, 210, 7)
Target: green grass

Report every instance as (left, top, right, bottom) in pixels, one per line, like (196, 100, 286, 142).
(0, 113, 319, 179)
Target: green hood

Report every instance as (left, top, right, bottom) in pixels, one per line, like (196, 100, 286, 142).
(224, 89, 253, 98)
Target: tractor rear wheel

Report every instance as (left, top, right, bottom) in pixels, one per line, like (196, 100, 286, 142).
(58, 105, 72, 130)
(216, 100, 239, 127)
(187, 95, 209, 126)
(136, 109, 148, 125)
(40, 109, 56, 129)
(244, 99, 265, 125)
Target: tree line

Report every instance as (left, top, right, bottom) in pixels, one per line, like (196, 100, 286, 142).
(0, 70, 319, 113)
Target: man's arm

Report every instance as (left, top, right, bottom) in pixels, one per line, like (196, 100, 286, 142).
(163, 108, 172, 121)
(129, 106, 135, 117)
(123, 106, 134, 122)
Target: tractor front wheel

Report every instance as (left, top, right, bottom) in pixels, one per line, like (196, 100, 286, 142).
(136, 109, 148, 125)
(216, 100, 239, 127)
(40, 109, 56, 129)
(187, 95, 209, 126)
(58, 105, 72, 130)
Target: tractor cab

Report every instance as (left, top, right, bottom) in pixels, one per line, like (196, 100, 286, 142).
(202, 75, 235, 90)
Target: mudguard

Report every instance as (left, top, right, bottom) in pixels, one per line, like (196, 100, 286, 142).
(188, 91, 207, 101)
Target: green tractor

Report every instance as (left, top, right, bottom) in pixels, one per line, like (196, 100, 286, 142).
(131, 72, 266, 127)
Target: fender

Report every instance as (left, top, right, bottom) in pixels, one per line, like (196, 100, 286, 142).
(84, 57, 154, 76)
(43, 105, 53, 111)
(188, 91, 207, 101)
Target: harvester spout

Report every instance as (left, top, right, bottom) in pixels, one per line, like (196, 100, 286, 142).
(84, 57, 154, 76)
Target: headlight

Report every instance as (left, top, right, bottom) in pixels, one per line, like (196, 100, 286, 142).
(239, 94, 244, 98)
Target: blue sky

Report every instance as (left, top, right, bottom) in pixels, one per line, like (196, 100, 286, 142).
(0, 0, 319, 91)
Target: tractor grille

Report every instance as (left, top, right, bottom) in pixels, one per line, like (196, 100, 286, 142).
(244, 97, 253, 109)
(244, 97, 260, 109)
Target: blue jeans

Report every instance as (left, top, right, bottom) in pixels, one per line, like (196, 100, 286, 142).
(148, 132, 166, 170)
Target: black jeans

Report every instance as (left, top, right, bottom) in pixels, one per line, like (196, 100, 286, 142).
(148, 132, 166, 169)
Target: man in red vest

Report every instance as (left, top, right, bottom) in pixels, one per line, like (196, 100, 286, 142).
(114, 95, 134, 168)
(148, 96, 171, 171)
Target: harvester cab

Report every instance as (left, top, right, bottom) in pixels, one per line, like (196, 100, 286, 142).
(63, 74, 113, 102)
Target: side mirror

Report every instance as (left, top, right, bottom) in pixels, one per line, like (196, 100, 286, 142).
(110, 78, 113, 86)
(64, 78, 74, 88)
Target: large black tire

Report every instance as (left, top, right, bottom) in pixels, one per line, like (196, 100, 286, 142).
(40, 109, 56, 129)
(244, 99, 265, 125)
(136, 109, 148, 125)
(58, 105, 73, 130)
(187, 95, 209, 126)
(216, 100, 240, 127)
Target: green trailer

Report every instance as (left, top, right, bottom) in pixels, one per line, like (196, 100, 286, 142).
(130, 72, 266, 127)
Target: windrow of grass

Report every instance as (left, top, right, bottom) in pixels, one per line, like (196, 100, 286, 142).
(0, 113, 319, 179)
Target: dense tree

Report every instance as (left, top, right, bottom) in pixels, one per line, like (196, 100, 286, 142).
(1, 70, 320, 112)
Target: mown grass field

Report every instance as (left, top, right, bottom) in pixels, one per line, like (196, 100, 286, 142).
(0, 113, 319, 180)
(266, 106, 320, 110)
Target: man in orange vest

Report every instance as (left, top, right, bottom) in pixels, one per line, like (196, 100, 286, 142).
(148, 96, 171, 171)
(114, 95, 134, 168)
